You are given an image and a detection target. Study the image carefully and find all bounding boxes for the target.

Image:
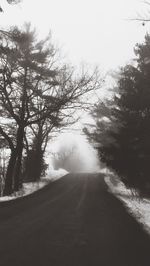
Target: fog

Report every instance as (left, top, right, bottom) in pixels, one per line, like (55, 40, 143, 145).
(48, 133, 100, 173)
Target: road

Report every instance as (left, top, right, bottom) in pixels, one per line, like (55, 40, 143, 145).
(0, 173, 149, 266)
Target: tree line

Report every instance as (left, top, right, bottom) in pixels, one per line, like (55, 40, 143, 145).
(2, 0, 150, 197)
(0, 24, 101, 196)
(85, 33, 150, 196)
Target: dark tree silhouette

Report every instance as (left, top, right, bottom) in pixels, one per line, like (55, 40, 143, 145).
(0, 25, 101, 195)
(85, 34, 150, 195)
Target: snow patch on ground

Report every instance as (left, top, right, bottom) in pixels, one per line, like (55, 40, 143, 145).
(45, 168, 68, 181)
(105, 173, 150, 234)
(0, 168, 68, 202)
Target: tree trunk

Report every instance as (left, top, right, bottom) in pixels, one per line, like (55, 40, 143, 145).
(14, 127, 24, 192)
(3, 151, 17, 196)
(36, 148, 44, 181)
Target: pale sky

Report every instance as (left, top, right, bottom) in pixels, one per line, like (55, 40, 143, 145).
(0, 0, 150, 73)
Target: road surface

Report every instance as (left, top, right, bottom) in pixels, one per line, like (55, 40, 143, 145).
(0, 173, 149, 266)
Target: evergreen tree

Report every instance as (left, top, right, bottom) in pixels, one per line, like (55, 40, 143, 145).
(87, 34, 150, 194)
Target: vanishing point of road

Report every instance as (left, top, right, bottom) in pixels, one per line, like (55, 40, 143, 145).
(0, 173, 149, 266)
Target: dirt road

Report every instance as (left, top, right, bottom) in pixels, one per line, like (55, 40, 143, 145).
(0, 173, 149, 266)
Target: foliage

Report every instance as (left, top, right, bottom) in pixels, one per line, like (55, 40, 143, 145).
(86, 34, 150, 194)
(0, 25, 101, 195)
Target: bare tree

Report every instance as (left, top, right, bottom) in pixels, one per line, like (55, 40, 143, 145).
(0, 25, 102, 195)
(130, 1, 150, 25)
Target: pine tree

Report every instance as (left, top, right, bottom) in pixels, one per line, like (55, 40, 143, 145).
(87, 34, 150, 194)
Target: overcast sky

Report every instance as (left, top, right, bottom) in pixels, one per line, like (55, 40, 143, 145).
(1, 0, 150, 73)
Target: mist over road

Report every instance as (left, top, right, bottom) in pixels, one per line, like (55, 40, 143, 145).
(0, 173, 149, 266)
